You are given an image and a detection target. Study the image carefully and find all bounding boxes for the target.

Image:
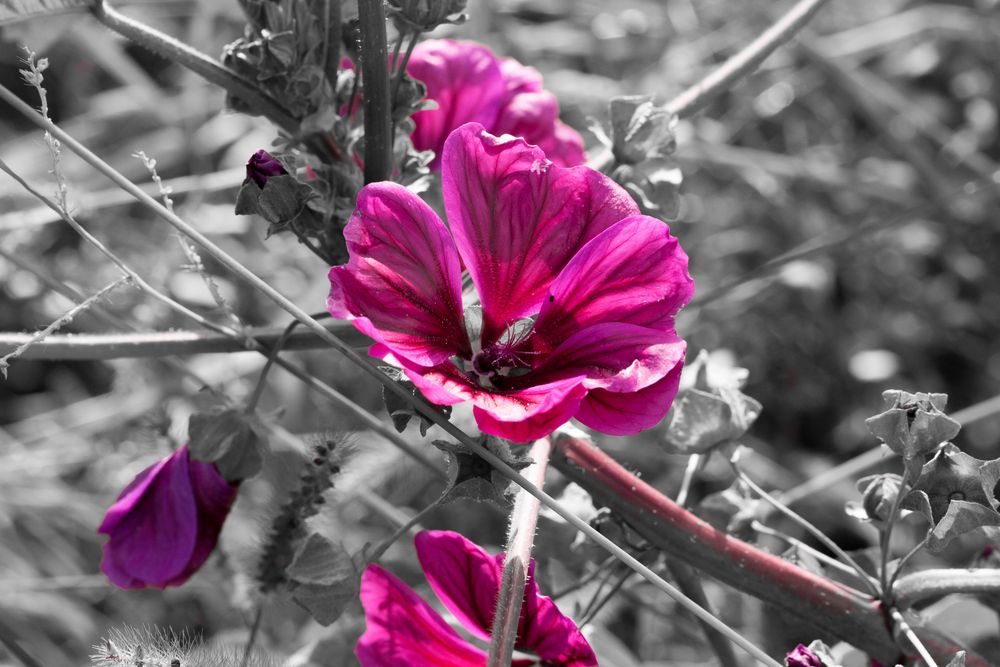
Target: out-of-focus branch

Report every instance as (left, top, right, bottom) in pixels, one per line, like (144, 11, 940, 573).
(666, 0, 833, 117)
(0, 325, 366, 360)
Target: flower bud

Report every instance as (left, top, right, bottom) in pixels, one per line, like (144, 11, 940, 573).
(857, 473, 902, 526)
(245, 149, 288, 188)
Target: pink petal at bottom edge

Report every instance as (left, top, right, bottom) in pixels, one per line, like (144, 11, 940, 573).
(356, 564, 489, 667)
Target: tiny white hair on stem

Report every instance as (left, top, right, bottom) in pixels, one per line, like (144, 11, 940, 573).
(90, 626, 280, 667)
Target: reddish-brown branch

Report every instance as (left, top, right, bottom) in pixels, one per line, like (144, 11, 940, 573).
(549, 433, 994, 667)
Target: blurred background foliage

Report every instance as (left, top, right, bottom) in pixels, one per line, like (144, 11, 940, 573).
(0, 0, 999, 665)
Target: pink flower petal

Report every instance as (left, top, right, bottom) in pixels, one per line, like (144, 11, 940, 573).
(415, 531, 500, 641)
(520, 573, 598, 666)
(408, 40, 505, 169)
(534, 120, 587, 169)
(443, 124, 638, 346)
(575, 362, 686, 435)
(169, 459, 238, 586)
(528, 323, 686, 394)
(498, 58, 543, 98)
(534, 215, 694, 350)
(356, 564, 488, 667)
(472, 379, 588, 442)
(328, 182, 471, 366)
(99, 448, 199, 587)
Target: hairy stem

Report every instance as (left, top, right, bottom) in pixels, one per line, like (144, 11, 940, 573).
(357, 0, 392, 183)
(488, 438, 552, 667)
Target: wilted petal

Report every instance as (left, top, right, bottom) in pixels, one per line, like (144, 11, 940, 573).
(328, 183, 471, 366)
(535, 216, 694, 349)
(415, 531, 499, 640)
(98, 449, 198, 587)
(408, 40, 505, 168)
(575, 363, 685, 436)
(443, 124, 638, 346)
(356, 564, 488, 667)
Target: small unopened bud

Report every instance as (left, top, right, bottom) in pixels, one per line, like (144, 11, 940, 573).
(245, 150, 288, 188)
(858, 474, 902, 526)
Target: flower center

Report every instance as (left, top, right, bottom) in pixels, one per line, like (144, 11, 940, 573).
(460, 317, 537, 390)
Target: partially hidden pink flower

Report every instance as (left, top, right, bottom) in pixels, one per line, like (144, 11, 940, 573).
(245, 149, 287, 188)
(406, 39, 585, 169)
(328, 123, 693, 442)
(356, 530, 597, 666)
(786, 645, 824, 667)
(98, 445, 239, 589)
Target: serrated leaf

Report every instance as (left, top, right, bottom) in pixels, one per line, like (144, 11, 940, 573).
(0, 0, 94, 25)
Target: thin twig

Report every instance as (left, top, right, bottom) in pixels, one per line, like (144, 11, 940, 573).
(890, 608, 940, 667)
(666, 0, 833, 117)
(731, 450, 881, 598)
(489, 437, 552, 667)
(0, 277, 131, 376)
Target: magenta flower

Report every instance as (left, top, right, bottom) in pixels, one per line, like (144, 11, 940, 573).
(786, 644, 824, 667)
(328, 123, 693, 441)
(245, 149, 287, 188)
(98, 445, 239, 589)
(406, 39, 585, 169)
(356, 530, 597, 666)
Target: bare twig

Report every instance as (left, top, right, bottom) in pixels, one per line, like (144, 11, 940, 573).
(666, 0, 833, 117)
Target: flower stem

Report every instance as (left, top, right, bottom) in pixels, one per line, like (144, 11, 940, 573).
(357, 0, 392, 183)
(488, 437, 552, 667)
(893, 569, 1000, 609)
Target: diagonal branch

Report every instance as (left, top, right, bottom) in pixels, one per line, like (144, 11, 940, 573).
(666, 0, 833, 117)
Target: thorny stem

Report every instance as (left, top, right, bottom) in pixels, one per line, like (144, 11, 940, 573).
(357, 0, 392, 183)
(665, 0, 833, 117)
(488, 437, 552, 667)
(731, 449, 882, 598)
